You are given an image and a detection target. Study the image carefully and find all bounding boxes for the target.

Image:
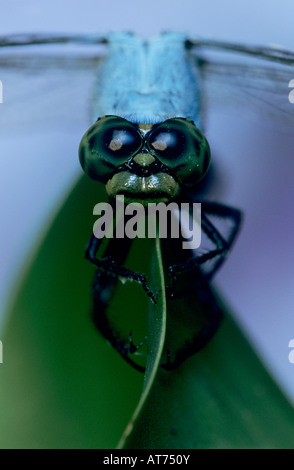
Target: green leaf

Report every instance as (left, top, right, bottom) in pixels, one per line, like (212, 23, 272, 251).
(117, 235, 167, 449)
(2, 175, 294, 449)
(123, 295, 294, 449)
(0, 176, 145, 449)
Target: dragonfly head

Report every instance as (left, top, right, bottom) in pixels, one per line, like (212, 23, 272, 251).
(79, 115, 210, 205)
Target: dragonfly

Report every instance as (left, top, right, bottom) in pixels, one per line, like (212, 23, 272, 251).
(1, 32, 294, 372)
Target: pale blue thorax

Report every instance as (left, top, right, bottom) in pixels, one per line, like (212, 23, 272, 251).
(92, 32, 203, 128)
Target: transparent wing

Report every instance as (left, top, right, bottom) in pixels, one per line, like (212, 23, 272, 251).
(0, 34, 109, 306)
(186, 40, 294, 386)
(187, 38, 294, 65)
(0, 34, 108, 132)
(0, 33, 108, 47)
(188, 38, 294, 131)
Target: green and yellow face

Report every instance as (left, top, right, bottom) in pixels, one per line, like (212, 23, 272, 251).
(79, 115, 211, 205)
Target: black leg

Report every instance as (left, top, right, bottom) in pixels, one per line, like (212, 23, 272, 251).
(87, 200, 241, 373)
(85, 234, 156, 302)
(91, 268, 146, 373)
(160, 304, 223, 370)
(91, 252, 223, 373)
(160, 266, 224, 370)
(168, 201, 242, 282)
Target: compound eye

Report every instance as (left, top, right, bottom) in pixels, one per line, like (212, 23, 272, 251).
(146, 118, 211, 186)
(148, 129, 186, 162)
(100, 124, 142, 160)
(79, 116, 143, 182)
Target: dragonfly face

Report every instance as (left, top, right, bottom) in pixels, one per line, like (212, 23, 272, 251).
(79, 115, 211, 204)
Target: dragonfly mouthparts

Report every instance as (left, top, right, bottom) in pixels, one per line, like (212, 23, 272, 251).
(105, 171, 180, 205)
(118, 155, 174, 178)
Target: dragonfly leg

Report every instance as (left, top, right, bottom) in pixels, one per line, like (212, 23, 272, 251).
(85, 234, 157, 302)
(200, 202, 242, 277)
(91, 269, 146, 372)
(161, 272, 223, 370)
(91, 252, 223, 373)
(168, 201, 242, 284)
(160, 309, 222, 370)
(128, 331, 147, 353)
(160, 349, 171, 369)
